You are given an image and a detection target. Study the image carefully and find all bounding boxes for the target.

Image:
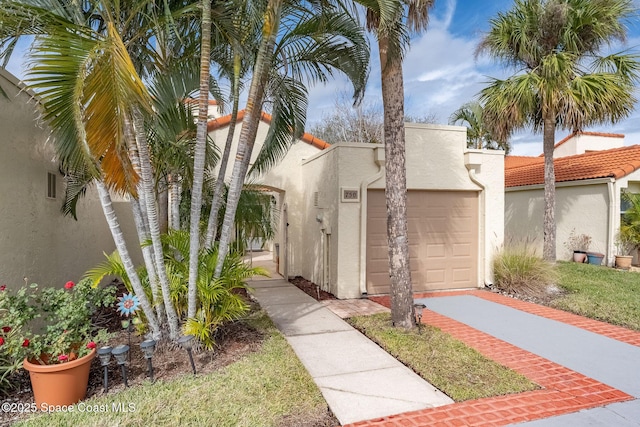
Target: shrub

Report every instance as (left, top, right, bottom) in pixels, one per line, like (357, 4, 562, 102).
(493, 246, 557, 297)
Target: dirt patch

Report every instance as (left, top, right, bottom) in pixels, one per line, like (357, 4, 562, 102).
(289, 277, 336, 301)
(484, 282, 566, 306)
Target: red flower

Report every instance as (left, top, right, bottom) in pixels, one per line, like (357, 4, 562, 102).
(64, 281, 75, 290)
(0, 285, 5, 291)
(58, 354, 68, 362)
(86, 342, 96, 350)
(22, 339, 29, 347)
(1, 326, 10, 333)
(0, 337, 4, 346)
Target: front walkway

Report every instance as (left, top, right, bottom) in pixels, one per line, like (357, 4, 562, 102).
(248, 279, 452, 425)
(245, 253, 640, 426)
(358, 290, 640, 427)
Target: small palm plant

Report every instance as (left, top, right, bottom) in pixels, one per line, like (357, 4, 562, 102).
(161, 230, 269, 348)
(85, 230, 268, 349)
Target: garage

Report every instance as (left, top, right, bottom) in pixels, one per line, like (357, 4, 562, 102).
(366, 189, 479, 295)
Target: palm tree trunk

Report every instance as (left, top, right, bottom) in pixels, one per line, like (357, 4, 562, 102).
(379, 35, 414, 330)
(157, 177, 169, 234)
(95, 180, 161, 339)
(187, 0, 213, 318)
(542, 114, 557, 262)
(203, 58, 241, 249)
(214, 0, 283, 278)
(130, 196, 166, 323)
(168, 172, 181, 230)
(132, 110, 181, 339)
(125, 118, 165, 324)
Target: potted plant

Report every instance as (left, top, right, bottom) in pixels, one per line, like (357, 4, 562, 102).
(0, 278, 115, 407)
(619, 191, 640, 266)
(615, 232, 635, 270)
(564, 229, 591, 262)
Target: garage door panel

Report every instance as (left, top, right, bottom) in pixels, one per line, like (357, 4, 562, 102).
(452, 243, 472, 256)
(367, 190, 478, 294)
(426, 244, 445, 258)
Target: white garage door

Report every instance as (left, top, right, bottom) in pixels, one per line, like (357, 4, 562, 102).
(366, 189, 479, 294)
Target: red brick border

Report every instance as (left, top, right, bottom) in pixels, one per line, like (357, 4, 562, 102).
(350, 291, 635, 427)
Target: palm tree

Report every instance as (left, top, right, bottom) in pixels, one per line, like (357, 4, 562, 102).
(212, 0, 369, 278)
(0, 0, 206, 339)
(0, 1, 165, 337)
(187, 0, 215, 320)
(203, 3, 256, 250)
(449, 101, 511, 153)
(478, 0, 639, 262)
(351, 0, 434, 329)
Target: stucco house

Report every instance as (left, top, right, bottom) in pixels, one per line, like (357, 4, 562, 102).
(505, 131, 640, 265)
(208, 115, 505, 299)
(0, 68, 139, 288)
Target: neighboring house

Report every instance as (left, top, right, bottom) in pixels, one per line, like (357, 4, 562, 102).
(505, 131, 640, 265)
(209, 116, 505, 298)
(0, 68, 140, 288)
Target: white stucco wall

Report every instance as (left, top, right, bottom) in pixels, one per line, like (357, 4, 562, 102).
(0, 69, 140, 289)
(505, 181, 611, 261)
(554, 134, 624, 158)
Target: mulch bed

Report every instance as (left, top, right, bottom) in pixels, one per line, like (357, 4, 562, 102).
(1, 281, 337, 427)
(289, 276, 337, 301)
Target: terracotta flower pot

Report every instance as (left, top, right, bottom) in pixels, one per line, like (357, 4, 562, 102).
(23, 348, 96, 407)
(615, 255, 633, 270)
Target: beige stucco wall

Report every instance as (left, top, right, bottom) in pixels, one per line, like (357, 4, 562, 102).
(214, 119, 506, 298)
(465, 149, 505, 285)
(208, 120, 324, 280)
(289, 123, 505, 299)
(0, 69, 140, 289)
(208, 118, 272, 181)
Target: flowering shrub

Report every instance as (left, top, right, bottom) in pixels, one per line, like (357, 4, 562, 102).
(0, 278, 115, 372)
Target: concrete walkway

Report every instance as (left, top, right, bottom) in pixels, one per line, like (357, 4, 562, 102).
(248, 279, 453, 425)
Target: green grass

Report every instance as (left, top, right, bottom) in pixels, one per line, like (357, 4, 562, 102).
(16, 312, 330, 427)
(347, 313, 538, 401)
(554, 262, 640, 331)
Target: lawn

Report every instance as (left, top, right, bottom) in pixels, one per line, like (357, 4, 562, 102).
(14, 312, 333, 427)
(553, 262, 640, 331)
(347, 313, 538, 401)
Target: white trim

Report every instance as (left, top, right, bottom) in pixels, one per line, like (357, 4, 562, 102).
(506, 177, 614, 192)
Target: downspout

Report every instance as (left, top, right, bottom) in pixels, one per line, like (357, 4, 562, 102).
(359, 147, 385, 297)
(606, 178, 616, 266)
(466, 163, 489, 286)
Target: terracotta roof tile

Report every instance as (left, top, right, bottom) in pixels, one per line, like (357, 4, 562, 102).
(505, 156, 544, 170)
(207, 109, 330, 150)
(506, 144, 640, 187)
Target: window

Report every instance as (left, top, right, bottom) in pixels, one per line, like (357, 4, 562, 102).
(47, 172, 56, 199)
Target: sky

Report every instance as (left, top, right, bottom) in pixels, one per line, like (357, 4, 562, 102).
(5, 0, 640, 156)
(305, 0, 640, 156)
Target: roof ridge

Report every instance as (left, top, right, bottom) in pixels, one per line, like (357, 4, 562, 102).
(206, 109, 330, 150)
